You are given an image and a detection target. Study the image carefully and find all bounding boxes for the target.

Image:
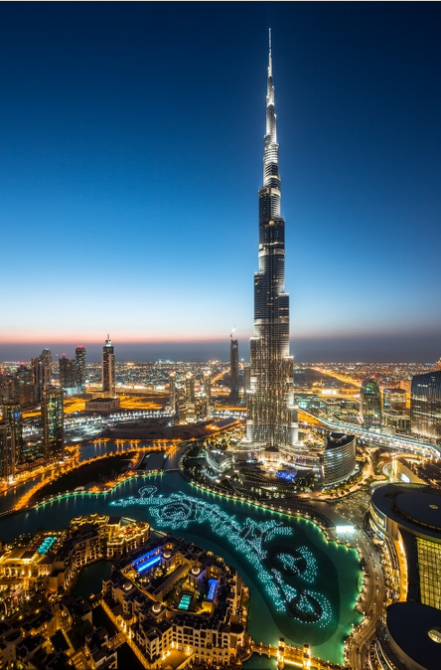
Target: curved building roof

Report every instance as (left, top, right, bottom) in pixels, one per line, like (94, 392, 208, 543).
(325, 433, 355, 451)
(372, 483, 441, 540)
(386, 602, 441, 670)
(395, 491, 441, 531)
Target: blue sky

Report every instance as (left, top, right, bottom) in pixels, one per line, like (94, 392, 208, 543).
(0, 2, 440, 362)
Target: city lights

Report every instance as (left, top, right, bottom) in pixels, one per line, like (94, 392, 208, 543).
(111, 485, 333, 628)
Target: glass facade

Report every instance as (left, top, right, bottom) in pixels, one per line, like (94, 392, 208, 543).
(169, 371, 177, 413)
(322, 433, 356, 485)
(75, 345, 87, 390)
(102, 336, 116, 396)
(229, 339, 239, 402)
(1, 401, 23, 465)
(417, 537, 441, 610)
(360, 377, 382, 429)
(42, 386, 64, 460)
(411, 371, 441, 440)
(246, 38, 298, 454)
(59, 354, 77, 389)
(0, 420, 14, 480)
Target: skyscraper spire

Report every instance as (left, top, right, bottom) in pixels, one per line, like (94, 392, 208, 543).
(244, 34, 298, 460)
(268, 28, 272, 78)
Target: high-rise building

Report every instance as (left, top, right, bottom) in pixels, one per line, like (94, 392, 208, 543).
(321, 433, 356, 486)
(42, 386, 64, 460)
(383, 387, 407, 412)
(59, 354, 77, 390)
(1, 401, 23, 466)
(185, 373, 195, 403)
(360, 378, 382, 429)
(102, 335, 116, 396)
(15, 364, 35, 407)
(229, 338, 239, 403)
(0, 420, 14, 481)
(203, 370, 211, 403)
(169, 371, 177, 414)
(245, 34, 298, 457)
(0, 373, 16, 403)
(32, 349, 52, 403)
(75, 346, 87, 390)
(411, 371, 441, 441)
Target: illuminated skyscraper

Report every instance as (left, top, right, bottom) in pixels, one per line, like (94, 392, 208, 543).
(59, 354, 77, 390)
(42, 386, 64, 460)
(361, 377, 382, 429)
(0, 420, 14, 481)
(75, 346, 87, 390)
(203, 370, 211, 403)
(32, 348, 52, 403)
(411, 370, 441, 440)
(229, 338, 239, 403)
(102, 335, 116, 396)
(185, 373, 195, 403)
(0, 373, 15, 403)
(15, 364, 34, 407)
(246, 33, 298, 457)
(169, 371, 177, 414)
(1, 401, 23, 465)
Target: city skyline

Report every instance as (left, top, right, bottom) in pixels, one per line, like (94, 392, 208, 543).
(1, 3, 440, 362)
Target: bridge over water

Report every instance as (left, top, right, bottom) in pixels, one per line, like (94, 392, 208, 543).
(250, 638, 349, 670)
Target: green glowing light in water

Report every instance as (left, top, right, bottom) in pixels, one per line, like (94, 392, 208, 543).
(111, 485, 332, 628)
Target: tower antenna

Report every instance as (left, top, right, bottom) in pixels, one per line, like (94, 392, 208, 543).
(269, 27, 271, 54)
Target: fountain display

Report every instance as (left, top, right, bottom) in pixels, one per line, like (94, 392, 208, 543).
(111, 485, 333, 628)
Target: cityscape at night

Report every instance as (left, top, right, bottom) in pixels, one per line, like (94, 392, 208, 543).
(0, 4, 441, 670)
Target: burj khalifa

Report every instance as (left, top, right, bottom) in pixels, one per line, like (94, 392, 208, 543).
(245, 34, 298, 459)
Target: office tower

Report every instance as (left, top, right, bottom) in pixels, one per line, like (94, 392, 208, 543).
(383, 387, 407, 412)
(411, 370, 441, 440)
(42, 386, 64, 460)
(435, 357, 441, 372)
(32, 348, 52, 403)
(246, 34, 298, 456)
(102, 335, 116, 396)
(1, 401, 23, 465)
(203, 370, 211, 402)
(169, 371, 177, 414)
(59, 354, 77, 390)
(75, 345, 87, 390)
(322, 433, 356, 486)
(0, 420, 14, 481)
(229, 338, 239, 403)
(185, 373, 195, 403)
(0, 374, 16, 403)
(15, 364, 34, 407)
(360, 377, 382, 429)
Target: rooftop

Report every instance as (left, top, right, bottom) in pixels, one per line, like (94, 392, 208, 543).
(386, 602, 441, 670)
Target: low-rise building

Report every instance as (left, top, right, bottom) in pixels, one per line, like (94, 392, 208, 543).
(85, 397, 120, 414)
(102, 535, 247, 669)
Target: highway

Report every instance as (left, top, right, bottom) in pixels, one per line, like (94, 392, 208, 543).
(300, 408, 441, 457)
